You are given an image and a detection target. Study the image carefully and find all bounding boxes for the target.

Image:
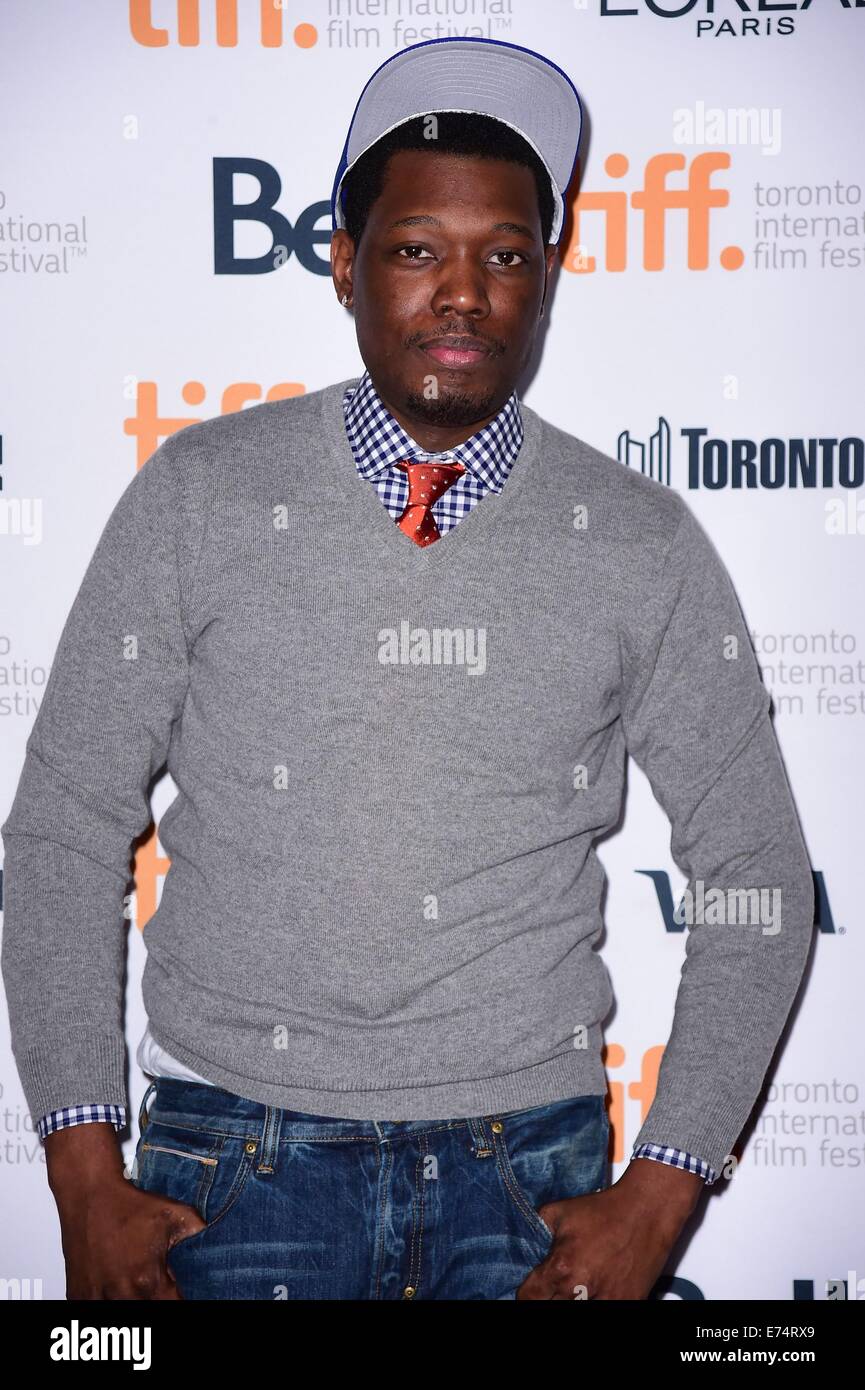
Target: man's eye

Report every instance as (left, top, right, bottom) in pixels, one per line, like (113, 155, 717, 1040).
(394, 246, 527, 266)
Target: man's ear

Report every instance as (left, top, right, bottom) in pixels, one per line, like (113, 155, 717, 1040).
(330, 228, 355, 307)
(540, 244, 558, 316)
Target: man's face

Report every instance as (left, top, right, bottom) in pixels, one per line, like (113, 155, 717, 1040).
(331, 147, 558, 446)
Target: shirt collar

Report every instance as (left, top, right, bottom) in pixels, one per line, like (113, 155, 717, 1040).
(343, 369, 524, 494)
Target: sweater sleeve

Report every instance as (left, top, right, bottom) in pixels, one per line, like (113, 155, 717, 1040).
(620, 499, 814, 1179)
(0, 430, 195, 1125)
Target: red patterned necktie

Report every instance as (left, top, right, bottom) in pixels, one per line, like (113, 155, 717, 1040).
(394, 458, 466, 547)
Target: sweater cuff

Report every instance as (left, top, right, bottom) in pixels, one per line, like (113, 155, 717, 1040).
(632, 1076, 747, 1179)
(14, 1029, 128, 1127)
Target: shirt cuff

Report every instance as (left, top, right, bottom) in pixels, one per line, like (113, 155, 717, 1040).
(631, 1142, 718, 1185)
(38, 1104, 127, 1142)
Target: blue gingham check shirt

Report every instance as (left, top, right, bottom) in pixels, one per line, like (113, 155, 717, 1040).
(38, 369, 717, 1186)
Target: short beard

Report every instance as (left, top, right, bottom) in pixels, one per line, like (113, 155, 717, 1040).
(403, 384, 497, 429)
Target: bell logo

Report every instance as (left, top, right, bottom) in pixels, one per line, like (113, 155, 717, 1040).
(212, 160, 332, 276)
(129, 1, 318, 48)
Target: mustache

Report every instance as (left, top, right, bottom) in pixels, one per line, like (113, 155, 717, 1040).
(411, 327, 504, 356)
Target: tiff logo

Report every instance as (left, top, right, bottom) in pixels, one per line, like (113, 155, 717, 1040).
(563, 153, 742, 274)
(129, 0, 317, 48)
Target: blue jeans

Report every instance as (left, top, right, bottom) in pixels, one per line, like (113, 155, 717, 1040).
(130, 1077, 610, 1300)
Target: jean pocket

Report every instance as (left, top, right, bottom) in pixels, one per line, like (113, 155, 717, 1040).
(490, 1121, 556, 1255)
(490, 1096, 608, 1253)
(130, 1118, 254, 1248)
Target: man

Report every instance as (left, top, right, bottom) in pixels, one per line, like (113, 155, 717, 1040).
(1, 37, 813, 1301)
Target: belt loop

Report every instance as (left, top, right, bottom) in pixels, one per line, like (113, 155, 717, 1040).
(467, 1115, 493, 1157)
(257, 1104, 283, 1176)
(137, 1080, 157, 1133)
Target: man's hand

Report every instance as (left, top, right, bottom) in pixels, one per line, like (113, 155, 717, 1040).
(45, 1122, 207, 1300)
(517, 1157, 704, 1300)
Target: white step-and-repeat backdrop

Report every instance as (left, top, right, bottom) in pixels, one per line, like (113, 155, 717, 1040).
(1, 1, 862, 1300)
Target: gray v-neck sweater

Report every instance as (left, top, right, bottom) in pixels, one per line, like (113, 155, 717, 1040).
(0, 377, 813, 1175)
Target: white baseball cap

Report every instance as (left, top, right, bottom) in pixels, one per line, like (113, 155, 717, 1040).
(331, 36, 583, 247)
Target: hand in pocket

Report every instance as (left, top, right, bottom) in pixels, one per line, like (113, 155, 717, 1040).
(58, 1175, 208, 1299)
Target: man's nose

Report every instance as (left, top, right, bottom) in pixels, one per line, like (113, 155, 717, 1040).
(430, 258, 491, 318)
